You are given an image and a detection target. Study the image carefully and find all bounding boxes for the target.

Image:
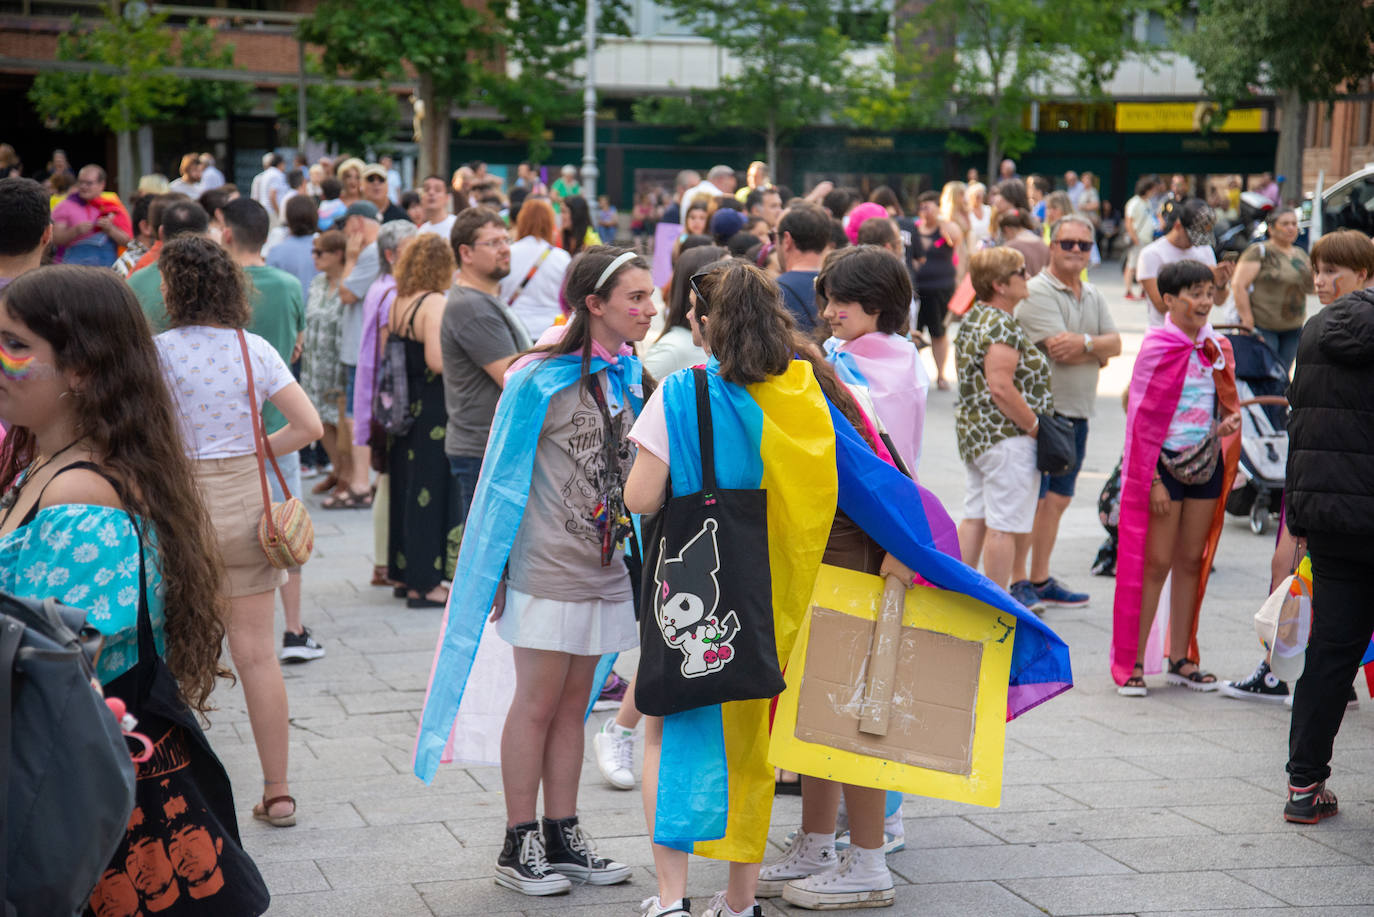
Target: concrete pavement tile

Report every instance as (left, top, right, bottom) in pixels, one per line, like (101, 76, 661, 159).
(335, 688, 426, 715)
(1092, 833, 1359, 872)
(353, 793, 494, 826)
(1085, 704, 1288, 735)
(887, 840, 1132, 883)
(314, 847, 498, 888)
(1131, 748, 1291, 780)
(292, 710, 419, 740)
(445, 805, 650, 845)
(1052, 776, 1281, 809)
(1005, 713, 1129, 739)
(1175, 801, 1374, 834)
(899, 783, 1088, 817)
(244, 821, 464, 864)
(1228, 866, 1374, 907)
(1002, 871, 1285, 915)
(1015, 729, 1229, 760)
(1142, 909, 1374, 917)
(1300, 828, 1374, 865)
(885, 815, 1004, 849)
(236, 801, 366, 832)
(967, 808, 1217, 843)
(773, 880, 1044, 916)
(251, 859, 330, 894)
(1002, 756, 1160, 785)
(264, 886, 433, 916)
(416, 872, 656, 914)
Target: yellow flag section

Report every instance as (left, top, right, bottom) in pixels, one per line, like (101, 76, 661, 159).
(770, 564, 1017, 808)
(692, 361, 836, 863)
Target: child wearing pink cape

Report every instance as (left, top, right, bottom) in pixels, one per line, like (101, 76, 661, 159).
(1113, 260, 1242, 695)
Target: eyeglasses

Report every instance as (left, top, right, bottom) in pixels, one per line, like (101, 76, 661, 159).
(471, 237, 512, 249)
(365, 175, 387, 183)
(689, 271, 711, 309)
(1054, 239, 1093, 252)
(311, 248, 336, 256)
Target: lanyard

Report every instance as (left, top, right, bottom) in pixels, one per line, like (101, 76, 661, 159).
(587, 374, 630, 566)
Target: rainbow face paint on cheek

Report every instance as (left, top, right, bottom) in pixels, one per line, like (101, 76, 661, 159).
(0, 342, 33, 380)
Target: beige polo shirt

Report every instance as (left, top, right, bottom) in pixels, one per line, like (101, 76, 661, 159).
(1015, 270, 1117, 419)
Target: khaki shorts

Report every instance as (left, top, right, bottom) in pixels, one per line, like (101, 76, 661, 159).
(196, 454, 288, 598)
(962, 435, 1039, 534)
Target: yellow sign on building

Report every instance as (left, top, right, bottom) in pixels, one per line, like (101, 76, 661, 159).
(1116, 102, 1265, 133)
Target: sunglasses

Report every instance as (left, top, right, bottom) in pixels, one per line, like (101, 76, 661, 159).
(689, 271, 710, 309)
(1009, 266, 1028, 278)
(365, 175, 387, 183)
(1054, 239, 1093, 252)
(311, 248, 337, 256)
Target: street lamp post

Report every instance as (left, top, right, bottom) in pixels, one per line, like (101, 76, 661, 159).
(580, 0, 598, 203)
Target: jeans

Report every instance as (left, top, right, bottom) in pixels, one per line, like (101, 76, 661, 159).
(447, 455, 483, 526)
(1286, 532, 1374, 785)
(268, 449, 302, 503)
(1255, 326, 1302, 375)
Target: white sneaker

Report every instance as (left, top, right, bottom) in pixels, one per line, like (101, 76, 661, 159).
(757, 831, 836, 898)
(592, 718, 635, 790)
(698, 890, 762, 916)
(782, 846, 895, 910)
(835, 804, 905, 854)
(641, 896, 691, 917)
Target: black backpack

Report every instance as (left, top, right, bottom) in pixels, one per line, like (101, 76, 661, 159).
(1, 592, 136, 917)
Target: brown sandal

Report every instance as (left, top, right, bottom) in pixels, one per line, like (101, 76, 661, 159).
(253, 794, 297, 827)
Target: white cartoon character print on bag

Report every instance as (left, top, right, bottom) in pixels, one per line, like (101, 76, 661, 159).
(652, 519, 741, 677)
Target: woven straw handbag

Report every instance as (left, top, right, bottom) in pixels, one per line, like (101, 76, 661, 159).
(236, 329, 315, 569)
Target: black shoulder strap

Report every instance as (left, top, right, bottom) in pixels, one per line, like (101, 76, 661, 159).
(692, 367, 716, 494)
(18, 460, 108, 528)
(0, 610, 23, 913)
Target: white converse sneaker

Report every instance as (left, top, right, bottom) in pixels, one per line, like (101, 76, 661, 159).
(698, 890, 762, 916)
(756, 831, 836, 898)
(592, 718, 636, 790)
(641, 895, 692, 916)
(782, 846, 895, 910)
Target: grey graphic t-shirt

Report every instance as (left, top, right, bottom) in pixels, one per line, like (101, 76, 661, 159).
(506, 370, 635, 603)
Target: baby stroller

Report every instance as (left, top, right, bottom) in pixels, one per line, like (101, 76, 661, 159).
(1217, 327, 1290, 534)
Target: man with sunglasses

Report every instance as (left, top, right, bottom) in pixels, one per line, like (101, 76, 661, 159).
(362, 163, 409, 223)
(1012, 214, 1122, 611)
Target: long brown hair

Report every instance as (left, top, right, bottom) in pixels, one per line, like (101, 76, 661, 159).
(0, 267, 230, 712)
(658, 245, 726, 342)
(693, 260, 792, 385)
(542, 245, 651, 379)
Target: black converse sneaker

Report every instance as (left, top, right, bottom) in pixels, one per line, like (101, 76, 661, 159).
(1219, 659, 1288, 703)
(494, 821, 572, 896)
(541, 815, 632, 885)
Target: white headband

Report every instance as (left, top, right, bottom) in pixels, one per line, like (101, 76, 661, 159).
(594, 251, 637, 292)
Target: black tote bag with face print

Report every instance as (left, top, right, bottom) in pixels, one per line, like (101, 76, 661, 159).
(634, 369, 786, 717)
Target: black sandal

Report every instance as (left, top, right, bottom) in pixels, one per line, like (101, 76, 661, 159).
(1166, 658, 1219, 692)
(1118, 664, 1147, 697)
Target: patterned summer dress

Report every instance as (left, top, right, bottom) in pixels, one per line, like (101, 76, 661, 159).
(300, 272, 347, 426)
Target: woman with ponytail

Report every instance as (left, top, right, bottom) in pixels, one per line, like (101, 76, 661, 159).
(415, 246, 655, 899)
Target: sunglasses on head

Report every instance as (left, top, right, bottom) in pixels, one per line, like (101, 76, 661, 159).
(1054, 239, 1093, 252)
(689, 271, 711, 309)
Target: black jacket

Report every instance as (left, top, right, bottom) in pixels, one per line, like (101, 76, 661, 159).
(1285, 288, 1374, 537)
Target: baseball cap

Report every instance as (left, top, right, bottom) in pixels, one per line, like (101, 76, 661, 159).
(709, 208, 747, 240)
(343, 200, 380, 222)
(361, 163, 387, 180)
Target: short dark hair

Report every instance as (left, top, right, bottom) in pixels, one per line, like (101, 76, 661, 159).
(159, 199, 209, 240)
(285, 194, 318, 237)
(778, 202, 831, 254)
(868, 186, 902, 216)
(828, 219, 849, 250)
(198, 185, 236, 217)
(320, 178, 342, 201)
(856, 216, 898, 248)
(0, 177, 51, 256)
(221, 197, 270, 251)
(726, 230, 758, 258)
(744, 187, 778, 214)
(449, 206, 506, 266)
(815, 245, 911, 335)
(916, 190, 940, 207)
(286, 169, 304, 190)
(1156, 259, 1216, 298)
(128, 193, 154, 237)
(399, 190, 420, 210)
(822, 187, 855, 221)
(1135, 174, 1157, 197)
(148, 192, 191, 235)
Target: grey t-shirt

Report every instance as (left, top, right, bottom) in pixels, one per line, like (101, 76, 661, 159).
(440, 285, 531, 457)
(1016, 270, 1117, 419)
(507, 372, 635, 603)
(340, 245, 381, 366)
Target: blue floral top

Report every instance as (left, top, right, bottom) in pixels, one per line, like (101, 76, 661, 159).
(0, 504, 165, 684)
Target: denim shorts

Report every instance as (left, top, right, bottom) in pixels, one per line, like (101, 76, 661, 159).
(343, 364, 357, 419)
(1156, 446, 1224, 501)
(1038, 416, 1089, 499)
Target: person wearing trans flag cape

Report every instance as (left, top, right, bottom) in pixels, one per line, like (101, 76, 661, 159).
(1112, 259, 1241, 696)
(413, 248, 656, 899)
(625, 261, 1071, 917)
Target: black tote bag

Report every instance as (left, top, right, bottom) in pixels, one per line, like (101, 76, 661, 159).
(635, 369, 786, 716)
(86, 525, 270, 917)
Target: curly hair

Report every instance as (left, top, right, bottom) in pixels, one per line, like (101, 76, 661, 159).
(0, 267, 231, 712)
(160, 236, 250, 329)
(395, 231, 456, 297)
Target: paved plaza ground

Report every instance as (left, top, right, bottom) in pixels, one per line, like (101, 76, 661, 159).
(210, 267, 1374, 915)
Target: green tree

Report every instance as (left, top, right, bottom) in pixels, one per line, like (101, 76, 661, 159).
(274, 65, 400, 154)
(1177, 0, 1374, 193)
(882, 0, 1150, 177)
(174, 20, 253, 125)
(633, 0, 857, 170)
(297, 0, 495, 180)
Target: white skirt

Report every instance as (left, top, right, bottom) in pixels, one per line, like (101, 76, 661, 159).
(497, 587, 639, 656)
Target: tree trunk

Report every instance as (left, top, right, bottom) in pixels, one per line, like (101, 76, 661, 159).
(766, 112, 777, 184)
(1275, 88, 1306, 204)
(985, 121, 1000, 184)
(416, 73, 450, 183)
(116, 129, 136, 200)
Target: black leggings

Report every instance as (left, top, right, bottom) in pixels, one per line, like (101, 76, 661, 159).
(1287, 532, 1374, 785)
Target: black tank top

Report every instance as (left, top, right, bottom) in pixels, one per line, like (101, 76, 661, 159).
(914, 222, 956, 291)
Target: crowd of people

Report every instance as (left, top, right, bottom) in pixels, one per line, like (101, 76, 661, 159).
(0, 142, 1370, 916)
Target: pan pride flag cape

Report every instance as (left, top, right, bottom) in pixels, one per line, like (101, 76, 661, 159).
(652, 358, 1071, 862)
(412, 343, 643, 784)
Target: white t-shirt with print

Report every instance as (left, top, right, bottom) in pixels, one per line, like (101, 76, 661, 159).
(156, 326, 294, 460)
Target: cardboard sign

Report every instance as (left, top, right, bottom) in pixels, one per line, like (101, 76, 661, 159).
(769, 564, 1016, 807)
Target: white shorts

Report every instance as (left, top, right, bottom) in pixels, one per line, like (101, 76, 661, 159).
(497, 587, 638, 656)
(962, 435, 1039, 534)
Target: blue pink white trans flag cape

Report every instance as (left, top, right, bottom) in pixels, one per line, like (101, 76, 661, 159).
(654, 359, 1072, 862)
(412, 344, 643, 783)
(825, 332, 929, 476)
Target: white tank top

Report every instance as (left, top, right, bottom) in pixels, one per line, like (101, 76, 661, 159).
(967, 205, 992, 250)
